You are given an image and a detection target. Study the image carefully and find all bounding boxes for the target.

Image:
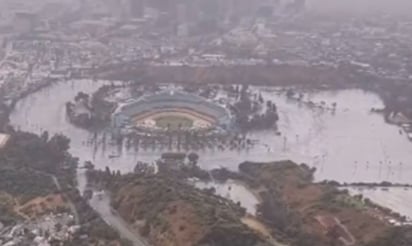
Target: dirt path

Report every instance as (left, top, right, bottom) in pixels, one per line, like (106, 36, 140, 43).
(241, 216, 288, 246)
(89, 192, 149, 246)
(28, 168, 80, 224)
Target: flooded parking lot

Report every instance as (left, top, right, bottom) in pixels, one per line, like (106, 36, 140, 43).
(258, 88, 412, 183)
(10, 80, 412, 183)
(9, 80, 412, 217)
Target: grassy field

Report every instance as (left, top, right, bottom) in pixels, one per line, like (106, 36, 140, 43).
(154, 115, 194, 130)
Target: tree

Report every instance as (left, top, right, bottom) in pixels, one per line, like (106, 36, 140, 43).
(55, 222, 62, 232)
(286, 89, 295, 98)
(120, 239, 134, 246)
(187, 152, 199, 166)
(326, 225, 341, 246)
(258, 93, 264, 103)
(41, 131, 49, 142)
(48, 134, 70, 153)
(47, 134, 70, 164)
(134, 161, 151, 174)
(294, 233, 323, 246)
(105, 166, 111, 176)
(2, 132, 73, 173)
(74, 92, 89, 102)
(84, 161, 94, 170)
(364, 226, 412, 246)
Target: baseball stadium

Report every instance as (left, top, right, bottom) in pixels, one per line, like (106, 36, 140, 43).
(112, 90, 233, 133)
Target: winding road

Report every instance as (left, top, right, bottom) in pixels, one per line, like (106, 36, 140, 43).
(89, 192, 149, 246)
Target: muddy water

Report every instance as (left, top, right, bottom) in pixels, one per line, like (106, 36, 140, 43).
(9, 80, 412, 217)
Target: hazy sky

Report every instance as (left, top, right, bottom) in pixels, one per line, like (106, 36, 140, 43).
(307, 0, 412, 16)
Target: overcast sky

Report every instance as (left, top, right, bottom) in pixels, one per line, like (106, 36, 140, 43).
(306, 0, 412, 16)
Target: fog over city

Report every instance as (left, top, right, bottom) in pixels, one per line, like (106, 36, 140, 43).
(0, 0, 412, 246)
(308, 0, 412, 15)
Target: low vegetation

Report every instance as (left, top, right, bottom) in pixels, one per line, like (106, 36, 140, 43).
(89, 169, 271, 246)
(0, 130, 77, 225)
(237, 161, 412, 246)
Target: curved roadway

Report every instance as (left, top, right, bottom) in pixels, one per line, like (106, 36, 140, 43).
(89, 192, 149, 246)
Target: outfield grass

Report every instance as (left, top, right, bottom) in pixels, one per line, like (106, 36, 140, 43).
(154, 115, 194, 130)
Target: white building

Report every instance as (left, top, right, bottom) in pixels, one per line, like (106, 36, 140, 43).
(0, 133, 10, 149)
